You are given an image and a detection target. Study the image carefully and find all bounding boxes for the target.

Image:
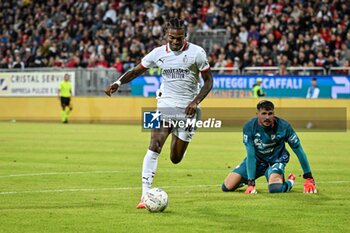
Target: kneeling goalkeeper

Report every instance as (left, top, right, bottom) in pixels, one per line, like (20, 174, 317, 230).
(222, 100, 317, 194)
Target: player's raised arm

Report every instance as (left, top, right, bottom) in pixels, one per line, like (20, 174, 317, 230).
(104, 64, 148, 96)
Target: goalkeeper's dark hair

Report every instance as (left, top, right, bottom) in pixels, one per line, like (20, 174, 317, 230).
(167, 18, 186, 31)
(257, 100, 274, 111)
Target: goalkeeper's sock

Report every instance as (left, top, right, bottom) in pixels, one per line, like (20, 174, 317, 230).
(283, 173, 296, 192)
(141, 149, 159, 197)
(282, 180, 293, 192)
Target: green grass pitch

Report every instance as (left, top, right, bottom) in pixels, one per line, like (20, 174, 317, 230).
(0, 122, 349, 233)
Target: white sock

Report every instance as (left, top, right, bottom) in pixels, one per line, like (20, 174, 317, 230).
(141, 149, 160, 197)
(287, 179, 295, 187)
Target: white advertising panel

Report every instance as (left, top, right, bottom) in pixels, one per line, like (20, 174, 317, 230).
(0, 72, 75, 96)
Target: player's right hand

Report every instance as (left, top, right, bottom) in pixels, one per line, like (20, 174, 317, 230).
(185, 101, 198, 118)
(104, 83, 119, 97)
(245, 185, 257, 194)
(303, 178, 317, 193)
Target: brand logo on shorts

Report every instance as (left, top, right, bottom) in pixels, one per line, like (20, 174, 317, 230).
(143, 111, 162, 129)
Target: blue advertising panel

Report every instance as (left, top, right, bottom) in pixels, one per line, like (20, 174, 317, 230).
(130, 75, 350, 98)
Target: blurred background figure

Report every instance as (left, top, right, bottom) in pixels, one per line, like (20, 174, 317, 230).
(252, 78, 266, 98)
(58, 74, 73, 123)
(306, 77, 320, 99)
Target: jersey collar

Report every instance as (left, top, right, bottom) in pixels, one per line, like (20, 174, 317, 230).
(166, 40, 188, 53)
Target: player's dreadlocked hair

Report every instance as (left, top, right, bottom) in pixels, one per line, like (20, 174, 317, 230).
(167, 18, 186, 31)
(257, 100, 274, 111)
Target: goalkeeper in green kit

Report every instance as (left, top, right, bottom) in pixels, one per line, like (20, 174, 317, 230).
(222, 100, 317, 194)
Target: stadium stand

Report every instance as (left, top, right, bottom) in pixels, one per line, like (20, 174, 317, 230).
(0, 0, 349, 74)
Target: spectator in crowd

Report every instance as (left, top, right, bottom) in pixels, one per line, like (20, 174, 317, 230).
(111, 57, 123, 73)
(0, 0, 349, 74)
(306, 77, 320, 99)
(338, 60, 350, 75)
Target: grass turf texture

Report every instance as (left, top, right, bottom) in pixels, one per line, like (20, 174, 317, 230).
(0, 122, 349, 233)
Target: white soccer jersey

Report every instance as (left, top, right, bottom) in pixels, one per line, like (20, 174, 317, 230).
(141, 41, 210, 105)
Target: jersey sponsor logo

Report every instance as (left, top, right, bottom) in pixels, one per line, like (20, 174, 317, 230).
(254, 136, 276, 154)
(162, 68, 190, 79)
(254, 138, 263, 149)
(258, 148, 275, 154)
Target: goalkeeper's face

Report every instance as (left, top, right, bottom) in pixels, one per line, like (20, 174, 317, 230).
(257, 108, 275, 128)
(167, 28, 186, 51)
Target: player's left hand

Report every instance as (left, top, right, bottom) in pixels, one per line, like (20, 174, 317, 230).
(303, 178, 317, 193)
(245, 185, 257, 194)
(104, 83, 119, 97)
(185, 101, 198, 118)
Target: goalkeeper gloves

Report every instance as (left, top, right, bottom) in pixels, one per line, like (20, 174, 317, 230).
(245, 179, 257, 194)
(303, 178, 317, 193)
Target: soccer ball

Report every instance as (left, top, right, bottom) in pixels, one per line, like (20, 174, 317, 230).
(144, 188, 168, 212)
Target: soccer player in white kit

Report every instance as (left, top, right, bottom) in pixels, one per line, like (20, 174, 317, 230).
(104, 18, 213, 208)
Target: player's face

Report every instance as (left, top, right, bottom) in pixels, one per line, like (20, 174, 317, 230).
(257, 108, 274, 127)
(167, 28, 186, 51)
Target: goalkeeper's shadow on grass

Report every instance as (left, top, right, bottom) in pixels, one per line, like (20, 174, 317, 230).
(247, 191, 331, 203)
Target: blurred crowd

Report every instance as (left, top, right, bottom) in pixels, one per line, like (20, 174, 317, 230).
(0, 0, 350, 74)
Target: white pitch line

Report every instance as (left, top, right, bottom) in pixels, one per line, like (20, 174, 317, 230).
(0, 169, 212, 178)
(0, 181, 349, 195)
(0, 185, 219, 195)
(317, 181, 350, 184)
(0, 170, 132, 178)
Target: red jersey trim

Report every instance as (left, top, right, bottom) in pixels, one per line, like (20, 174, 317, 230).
(199, 67, 210, 72)
(181, 40, 188, 51)
(140, 63, 149, 69)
